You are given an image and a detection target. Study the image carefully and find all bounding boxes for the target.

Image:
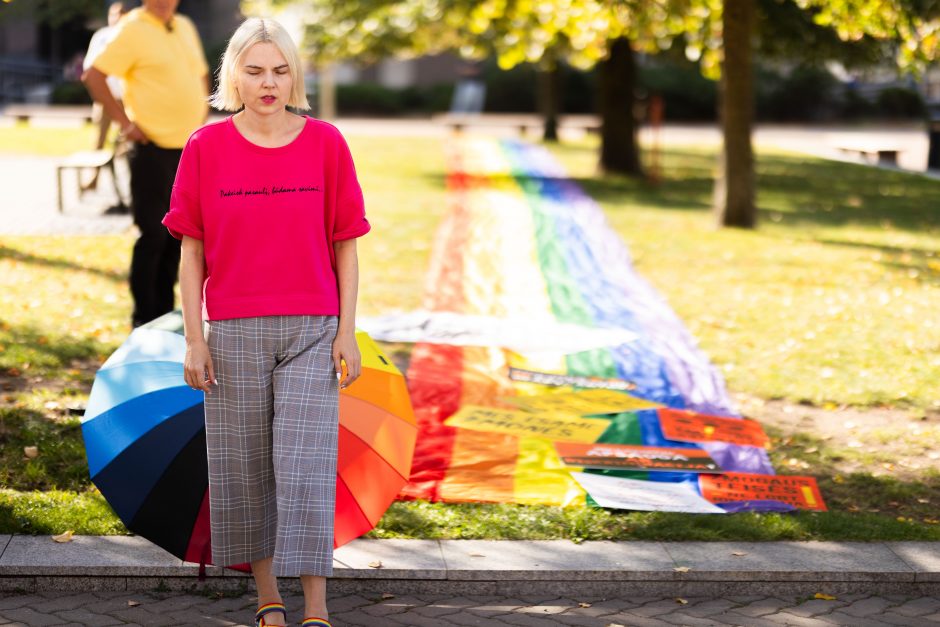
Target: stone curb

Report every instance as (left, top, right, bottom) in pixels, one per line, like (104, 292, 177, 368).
(1, 537, 938, 596)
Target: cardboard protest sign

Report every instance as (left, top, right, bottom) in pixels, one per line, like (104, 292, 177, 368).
(554, 442, 721, 473)
(570, 472, 727, 514)
(444, 405, 610, 442)
(658, 408, 770, 448)
(507, 389, 661, 416)
(508, 367, 637, 391)
(698, 472, 827, 511)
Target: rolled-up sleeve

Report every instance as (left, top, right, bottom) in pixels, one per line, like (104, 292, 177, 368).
(332, 135, 371, 241)
(162, 136, 203, 240)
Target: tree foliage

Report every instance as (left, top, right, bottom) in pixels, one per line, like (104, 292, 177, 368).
(794, 0, 940, 70)
(253, 0, 719, 73)
(0, 0, 102, 27)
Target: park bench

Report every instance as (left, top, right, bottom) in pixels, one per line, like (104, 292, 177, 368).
(56, 146, 128, 213)
(2, 104, 94, 124)
(834, 141, 903, 166)
(433, 113, 601, 135)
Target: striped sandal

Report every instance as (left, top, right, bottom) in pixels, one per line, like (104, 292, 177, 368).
(255, 602, 287, 627)
(300, 619, 331, 627)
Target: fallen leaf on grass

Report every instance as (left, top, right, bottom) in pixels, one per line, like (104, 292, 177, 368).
(127, 600, 140, 607)
(804, 447, 818, 454)
(675, 598, 688, 605)
(367, 560, 383, 569)
(924, 519, 939, 525)
(833, 475, 845, 484)
(52, 530, 74, 543)
(578, 602, 592, 608)
(814, 593, 837, 601)
(673, 566, 691, 573)
(731, 551, 747, 557)
(917, 498, 930, 504)
(23, 446, 38, 459)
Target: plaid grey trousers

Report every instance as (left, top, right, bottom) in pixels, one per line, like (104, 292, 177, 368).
(204, 315, 339, 577)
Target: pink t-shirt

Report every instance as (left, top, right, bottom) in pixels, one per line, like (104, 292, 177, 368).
(162, 116, 370, 321)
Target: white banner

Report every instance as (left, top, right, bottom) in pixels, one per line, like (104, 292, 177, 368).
(358, 311, 636, 354)
(570, 471, 727, 514)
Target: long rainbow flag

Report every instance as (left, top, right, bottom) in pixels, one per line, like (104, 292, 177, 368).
(400, 137, 773, 507)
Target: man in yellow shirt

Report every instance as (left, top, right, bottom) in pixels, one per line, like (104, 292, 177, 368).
(83, 0, 209, 327)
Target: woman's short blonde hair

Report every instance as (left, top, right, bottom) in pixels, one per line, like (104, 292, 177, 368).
(209, 17, 310, 111)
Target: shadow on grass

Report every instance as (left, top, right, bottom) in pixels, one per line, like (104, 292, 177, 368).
(0, 406, 90, 492)
(758, 156, 939, 232)
(0, 243, 125, 282)
(806, 238, 940, 287)
(766, 425, 940, 522)
(0, 319, 108, 384)
(502, 142, 940, 233)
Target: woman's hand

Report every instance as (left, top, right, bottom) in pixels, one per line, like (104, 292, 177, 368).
(184, 338, 215, 394)
(332, 330, 361, 389)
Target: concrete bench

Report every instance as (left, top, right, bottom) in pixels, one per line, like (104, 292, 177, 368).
(835, 143, 902, 166)
(2, 104, 94, 123)
(56, 148, 127, 213)
(433, 113, 600, 135)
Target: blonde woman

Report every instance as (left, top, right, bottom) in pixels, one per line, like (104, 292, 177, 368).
(162, 18, 369, 627)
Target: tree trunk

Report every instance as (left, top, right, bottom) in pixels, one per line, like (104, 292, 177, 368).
(318, 63, 336, 121)
(538, 65, 560, 142)
(714, 0, 756, 228)
(599, 38, 642, 176)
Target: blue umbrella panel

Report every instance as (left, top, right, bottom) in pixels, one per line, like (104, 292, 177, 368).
(82, 316, 215, 568)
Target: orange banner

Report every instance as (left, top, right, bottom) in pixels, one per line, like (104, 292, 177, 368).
(658, 409, 770, 448)
(699, 472, 827, 511)
(554, 442, 721, 472)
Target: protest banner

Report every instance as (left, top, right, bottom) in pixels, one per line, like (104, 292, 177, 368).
(570, 472, 727, 514)
(698, 472, 827, 511)
(554, 442, 721, 472)
(444, 405, 610, 442)
(508, 389, 661, 416)
(658, 408, 770, 448)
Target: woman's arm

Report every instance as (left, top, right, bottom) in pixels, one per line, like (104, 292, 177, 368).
(332, 238, 361, 388)
(180, 235, 214, 393)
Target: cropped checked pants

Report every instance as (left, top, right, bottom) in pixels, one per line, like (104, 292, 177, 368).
(204, 315, 339, 577)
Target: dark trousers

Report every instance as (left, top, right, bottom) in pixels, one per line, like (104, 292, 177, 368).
(128, 142, 183, 327)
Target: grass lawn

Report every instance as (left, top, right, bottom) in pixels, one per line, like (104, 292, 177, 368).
(0, 126, 937, 541)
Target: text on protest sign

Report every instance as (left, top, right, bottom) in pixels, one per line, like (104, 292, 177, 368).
(658, 408, 770, 448)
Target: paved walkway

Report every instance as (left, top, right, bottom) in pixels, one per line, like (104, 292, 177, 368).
(0, 155, 132, 235)
(2, 589, 940, 626)
(2, 538, 939, 624)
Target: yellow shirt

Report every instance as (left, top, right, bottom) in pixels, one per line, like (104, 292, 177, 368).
(90, 8, 208, 149)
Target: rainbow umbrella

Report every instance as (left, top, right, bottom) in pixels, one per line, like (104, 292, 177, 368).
(82, 312, 416, 571)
